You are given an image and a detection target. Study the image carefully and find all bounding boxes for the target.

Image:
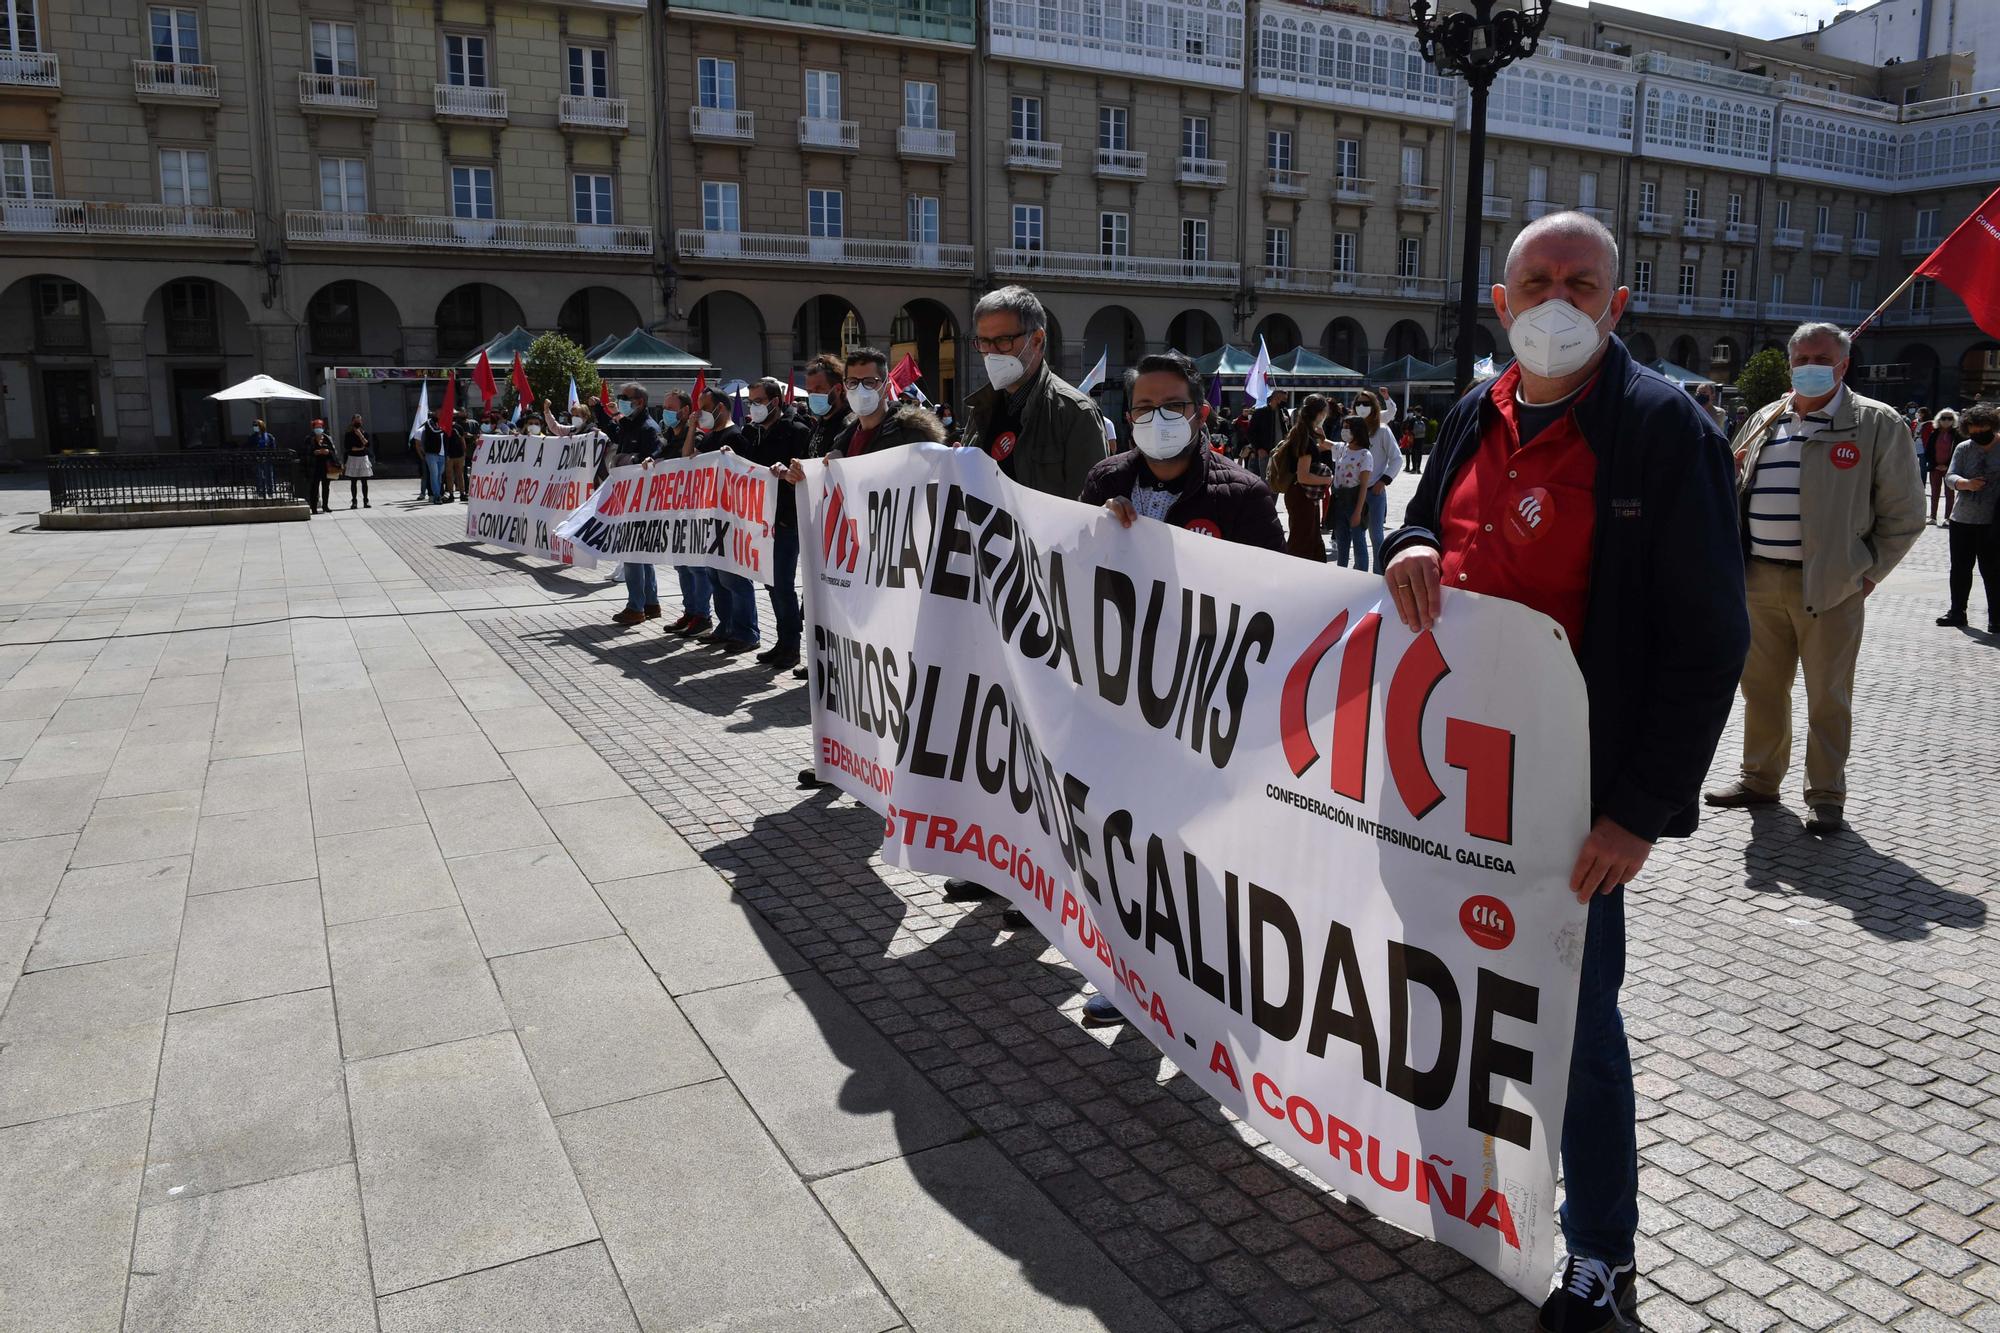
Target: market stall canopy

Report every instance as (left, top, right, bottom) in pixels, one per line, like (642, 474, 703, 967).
(1650, 360, 1716, 388)
(592, 328, 713, 373)
(462, 326, 539, 368)
(209, 374, 321, 402)
(1270, 348, 1362, 382)
(1191, 344, 1256, 376)
(1364, 355, 1457, 387)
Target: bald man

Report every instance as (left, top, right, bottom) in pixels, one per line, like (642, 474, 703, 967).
(1381, 212, 1749, 1332)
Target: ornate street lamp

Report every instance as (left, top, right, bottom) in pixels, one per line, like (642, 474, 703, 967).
(1411, 0, 1553, 394)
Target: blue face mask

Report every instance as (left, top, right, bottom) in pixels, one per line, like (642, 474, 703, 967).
(616, 398, 638, 418)
(808, 392, 831, 416)
(1791, 363, 1838, 398)
(661, 410, 680, 428)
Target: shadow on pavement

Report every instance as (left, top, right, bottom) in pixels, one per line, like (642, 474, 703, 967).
(524, 621, 797, 729)
(1740, 804, 1987, 940)
(437, 541, 611, 598)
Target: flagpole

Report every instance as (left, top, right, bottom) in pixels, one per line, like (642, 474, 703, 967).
(1848, 264, 1929, 341)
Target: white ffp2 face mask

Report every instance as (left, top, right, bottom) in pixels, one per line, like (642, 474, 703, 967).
(847, 386, 883, 418)
(984, 352, 1028, 391)
(1135, 412, 1195, 461)
(696, 410, 715, 431)
(747, 403, 770, 425)
(1506, 292, 1614, 380)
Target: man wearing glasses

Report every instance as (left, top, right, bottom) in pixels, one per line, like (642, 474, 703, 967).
(820, 347, 947, 458)
(959, 285, 1106, 500)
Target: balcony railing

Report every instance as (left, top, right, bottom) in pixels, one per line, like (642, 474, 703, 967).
(1262, 169, 1305, 198)
(0, 199, 253, 241)
(434, 83, 507, 121)
(1851, 237, 1881, 257)
(298, 71, 376, 112)
(133, 60, 217, 101)
(689, 106, 754, 141)
(1577, 205, 1613, 224)
(1482, 193, 1512, 220)
(560, 95, 628, 131)
(1398, 183, 1439, 210)
(1094, 148, 1146, 179)
(799, 117, 859, 151)
(1177, 157, 1227, 188)
(1785, 82, 1897, 119)
(1257, 267, 1444, 301)
(1901, 90, 1999, 121)
(1632, 52, 1773, 96)
(1333, 177, 1376, 204)
(0, 50, 60, 91)
(1812, 231, 1844, 254)
(1772, 227, 1805, 249)
(1525, 199, 1564, 220)
(990, 248, 1238, 287)
(287, 210, 652, 255)
(1006, 139, 1061, 171)
(678, 229, 971, 270)
(1902, 236, 1939, 256)
(1625, 294, 1753, 319)
(1724, 221, 1758, 244)
(1541, 44, 1632, 72)
(1635, 212, 1670, 236)
(897, 125, 955, 159)
(1681, 217, 1717, 239)
(1765, 302, 1869, 326)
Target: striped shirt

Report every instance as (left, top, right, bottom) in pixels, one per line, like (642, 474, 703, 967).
(1748, 393, 1840, 561)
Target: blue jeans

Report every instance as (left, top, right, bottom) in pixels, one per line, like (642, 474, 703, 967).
(766, 526, 801, 650)
(1365, 488, 1389, 572)
(1331, 499, 1367, 571)
(423, 453, 445, 501)
(623, 562, 657, 611)
(676, 566, 712, 620)
(712, 570, 757, 644)
(1559, 888, 1637, 1266)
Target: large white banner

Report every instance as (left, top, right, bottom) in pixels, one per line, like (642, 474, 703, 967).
(800, 445, 1591, 1299)
(464, 431, 601, 563)
(555, 452, 778, 584)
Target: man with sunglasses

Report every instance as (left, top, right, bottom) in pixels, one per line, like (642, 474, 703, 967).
(959, 285, 1105, 500)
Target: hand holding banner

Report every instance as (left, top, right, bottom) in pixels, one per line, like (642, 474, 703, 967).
(556, 451, 778, 582)
(463, 431, 602, 562)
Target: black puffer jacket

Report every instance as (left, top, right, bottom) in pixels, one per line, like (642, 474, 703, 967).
(1080, 444, 1285, 551)
(739, 407, 814, 530)
(829, 400, 946, 457)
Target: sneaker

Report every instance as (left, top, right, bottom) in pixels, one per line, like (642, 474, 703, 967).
(1081, 992, 1123, 1028)
(1538, 1256, 1635, 1332)
(1703, 781, 1777, 808)
(664, 614, 693, 633)
(672, 616, 712, 638)
(791, 665, 809, 682)
(720, 638, 757, 655)
(797, 768, 826, 789)
(612, 609, 646, 627)
(1937, 611, 1968, 627)
(643, 604, 663, 620)
(759, 644, 801, 669)
(1805, 803, 1847, 836)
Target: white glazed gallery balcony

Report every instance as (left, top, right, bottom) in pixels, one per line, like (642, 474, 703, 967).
(288, 210, 652, 255)
(560, 95, 629, 131)
(678, 229, 972, 271)
(298, 72, 377, 112)
(897, 125, 956, 159)
(434, 83, 508, 122)
(0, 50, 60, 91)
(991, 248, 1238, 287)
(1006, 139, 1062, 171)
(798, 117, 859, 152)
(0, 199, 253, 241)
(1094, 148, 1146, 179)
(689, 106, 754, 142)
(133, 59, 218, 102)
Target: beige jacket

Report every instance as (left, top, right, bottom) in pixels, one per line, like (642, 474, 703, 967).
(1731, 386, 1925, 615)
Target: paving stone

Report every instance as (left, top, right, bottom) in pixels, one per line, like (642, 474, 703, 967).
(444, 843, 620, 958)
(501, 743, 633, 807)
(473, 703, 582, 752)
(595, 864, 809, 996)
(316, 822, 459, 925)
(307, 763, 427, 836)
(397, 731, 513, 791)
(325, 906, 510, 1059)
(190, 807, 318, 894)
(346, 1031, 599, 1295)
(0, 1102, 150, 1333)
(68, 787, 201, 869)
(374, 1241, 639, 1333)
(25, 855, 188, 972)
(0, 916, 33, 1016)
(125, 1164, 376, 1333)
(98, 739, 211, 799)
(0, 831, 73, 921)
(492, 935, 719, 1115)
(541, 794, 704, 882)
(0, 951, 171, 1128)
(201, 750, 310, 816)
(561, 1081, 891, 1333)
(144, 988, 349, 1203)
(170, 880, 329, 1012)
(0, 773, 104, 839)
(418, 778, 554, 858)
(12, 726, 123, 780)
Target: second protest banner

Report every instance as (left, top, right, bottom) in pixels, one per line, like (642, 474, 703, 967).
(556, 451, 777, 583)
(800, 445, 1592, 1300)
(463, 431, 602, 563)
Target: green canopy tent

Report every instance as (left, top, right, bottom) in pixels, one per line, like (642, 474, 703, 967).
(1366, 354, 1458, 414)
(593, 328, 715, 400)
(1269, 347, 1362, 391)
(1650, 360, 1716, 388)
(461, 326, 540, 368)
(1190, 344, 1256, 377)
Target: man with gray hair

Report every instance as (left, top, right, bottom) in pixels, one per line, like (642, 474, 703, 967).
(1705, 321, 1923, 834)
(959, 284, 1105, 500)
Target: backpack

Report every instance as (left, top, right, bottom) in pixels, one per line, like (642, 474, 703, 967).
(1266, 440, 1296, 495)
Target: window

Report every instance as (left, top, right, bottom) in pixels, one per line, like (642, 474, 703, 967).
(1770, 272, 1786, 304)
(1578, 171, 1597, 208)
(1481, 159, 1495, 195)
(568, 46, 608, 99)
(1264, 226, 1291, 272)
(697, 57, 736, 110)
(1640, 88, 1772, 165)
(318, 157, 366, 212)
(1639, 181, 1657, 216)
(1477, 244, 1491, 287)
(3, 0, 42, 53)
(1854, 210, 1870, 240)
(163, 279, 216, 351)
(1266, 130, 1292, 173)
(1333, 232, 1356, 274)
(149, 6, 200, 63)
(573, 173, 612, 225)
(1633, 260, 1652, 293)
(1721, 268, 1738, 302)
(1848, 278, 1863, 309)
(702, 181, 739, 232)
(1100, 211, 1128, 257)
(1181, 218, 1209, 263)
(1397, 235, 1421, 278)
(1911, 278, 1934, 313)
(450, 164, 494, 219)
(1775, 199, 1791, 229)
(0, 140, 54, 200)
(1010, 95, 1041, 142)
(907, 194, 939, 244)
(34, 278, 86, 351)
(1727, 193, 1742, 224)
(1814, 204, 1830, 232)
(444, 33, 487, 87)
(1400, 145, 1423, 186)
(1336, 139, 1360, 180)
(1528, 165, 1548, 203)
(1810, 275, 1824, 307)
(1678, 263, 1696, 298)
(1098, 106, 1127, 151)
(1915, 207, 1940, 240)
(158, 148, 210, 206)
(310, 20, 358, 76)
(809, 187, 845, 238)
(904, 81, 938, 130)
(307, 281, 359, 354)
(805, 69, 841, 121)
(1683, 186, 1700, 220)
(1012, 203, 1043, 251)
(1182, 115, 1209, 161)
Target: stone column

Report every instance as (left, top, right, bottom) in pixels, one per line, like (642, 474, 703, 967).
(103, 322, 152, 451)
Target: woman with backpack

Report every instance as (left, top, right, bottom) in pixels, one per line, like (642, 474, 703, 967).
(1268, 394, 1334, 560)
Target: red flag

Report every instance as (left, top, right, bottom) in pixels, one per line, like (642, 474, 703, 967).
(509, 351, 533, 405)
(888, 353, 920, 398)
(439, 374, 457, 427)
(1913, 184, 2000, 340)
(474, 349, 498, 404)
(785, 372, 796, 406)
(598, 375, 611, 409)
(690, 371, 707, 433)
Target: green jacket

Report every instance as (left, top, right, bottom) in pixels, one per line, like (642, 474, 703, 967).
(962, 359, 1106, 500)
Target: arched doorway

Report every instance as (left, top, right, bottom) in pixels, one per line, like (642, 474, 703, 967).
(1711, 337, 1742, 380)
(1082, 305, 1144, 416)
(142, 276, 259, 448)
(688, 291, 765, 377)
(793, 295, 862, 363)
(1471, 325, 1498, 360)
(1667, 335, 1700, 371)
(1624, 331, 1658, 364)
(559, 286, 643, 352)
(434, 283, 524, 361)
(890, 299, 960, 407)
(1254, 314, 1301, 358)
(1958, 343, 2000, 402)
(1384, 320, 1430, 363)
(1321, 317, 1367, 370)
(1167, 309, 1224, 357)
(0, 273, 110, 454)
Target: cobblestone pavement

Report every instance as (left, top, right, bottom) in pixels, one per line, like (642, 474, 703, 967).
(416, 492, 1995, 1333)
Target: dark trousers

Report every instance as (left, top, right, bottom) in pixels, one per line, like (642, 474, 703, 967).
(349, 478, 369, 505)
(1560, 888, 1637, 1266)
(1947, 520, 1999, 622)
(766, 526, 801, 649)
(311, 476, 332, 510)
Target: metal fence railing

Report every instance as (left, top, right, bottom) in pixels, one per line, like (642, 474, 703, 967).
(47, 450, 305, 511)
